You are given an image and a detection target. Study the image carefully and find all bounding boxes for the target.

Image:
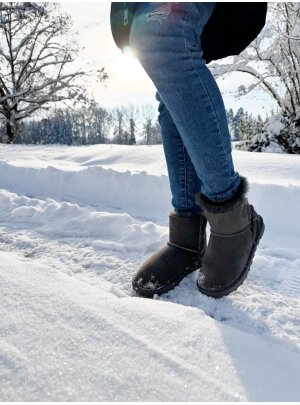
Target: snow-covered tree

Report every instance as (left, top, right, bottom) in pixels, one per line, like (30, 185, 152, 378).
(211, 3, 300, 153)
(210, 3, 300, 120)
(237, 111, 300, 154)
(226, 108, 234, 136)
(255, 114, 265, 135)
(231, 108, 245, 141)
(239, 112, 258, 141)
(0, 2, 107, 143)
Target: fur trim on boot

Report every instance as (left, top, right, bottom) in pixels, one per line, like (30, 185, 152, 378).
(195, 176, 249, 214)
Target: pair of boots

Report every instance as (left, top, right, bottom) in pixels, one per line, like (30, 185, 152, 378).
(132, 176, 265, 299)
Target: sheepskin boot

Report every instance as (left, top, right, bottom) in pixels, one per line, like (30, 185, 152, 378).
(195, 176, 265, 298)
(132, 211, 207, 297)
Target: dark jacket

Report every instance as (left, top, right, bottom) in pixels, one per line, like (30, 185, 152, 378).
(110, 2, 268, 64)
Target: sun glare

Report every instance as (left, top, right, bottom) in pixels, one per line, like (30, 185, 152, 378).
(115, 46, 143, 81)
(123, 46, 135, 58)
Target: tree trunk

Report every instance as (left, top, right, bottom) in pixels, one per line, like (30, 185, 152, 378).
(5, 118, 14, 144)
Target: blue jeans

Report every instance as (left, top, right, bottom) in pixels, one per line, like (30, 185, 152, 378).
(129, 2, 241, 216)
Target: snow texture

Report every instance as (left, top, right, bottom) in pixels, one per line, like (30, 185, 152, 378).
(0, 144, 299, 401)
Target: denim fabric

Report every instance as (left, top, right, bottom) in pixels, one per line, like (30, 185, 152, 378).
(129, 2, 241, 215)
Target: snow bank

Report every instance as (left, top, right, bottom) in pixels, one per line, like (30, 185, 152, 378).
(0, 160, 170, 219)
(0, 145, 299, 238)
(0, 189, 167, 252)
(1, 250, 300, 401)
(0, 144, 299, 184)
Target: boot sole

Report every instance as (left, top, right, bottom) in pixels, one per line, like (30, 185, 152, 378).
(132, 261, 202, 298)
(197, 216, 265, 299)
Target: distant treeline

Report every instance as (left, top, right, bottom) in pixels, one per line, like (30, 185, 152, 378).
(0, 102, 267, 146)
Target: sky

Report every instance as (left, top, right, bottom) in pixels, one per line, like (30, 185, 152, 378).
(60, 2, 277, 118)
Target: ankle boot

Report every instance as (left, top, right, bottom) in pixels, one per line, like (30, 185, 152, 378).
(132, 212, 207, 297)
(195, 176, 265, 298)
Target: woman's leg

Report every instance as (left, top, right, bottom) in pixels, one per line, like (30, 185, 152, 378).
(130, 2, 240, 202)
(130, 3, 265, 298)
(155, 91, 202, 216)
(131, 81, 208, 298)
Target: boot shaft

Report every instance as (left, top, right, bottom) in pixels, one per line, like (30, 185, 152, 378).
(169, 212, 207, 253)
(203, 199, 252, 235)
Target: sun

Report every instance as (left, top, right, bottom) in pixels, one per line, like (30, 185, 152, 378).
(123, 46, 135, 57)
(115, 46, 144, 81)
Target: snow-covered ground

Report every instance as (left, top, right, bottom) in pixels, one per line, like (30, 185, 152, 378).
(0, 144, 299, 401)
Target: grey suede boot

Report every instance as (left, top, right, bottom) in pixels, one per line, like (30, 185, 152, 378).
(132, 212, 207, 297)
(195, 176, 265, 298)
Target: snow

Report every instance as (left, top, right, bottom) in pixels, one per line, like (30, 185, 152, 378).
(266, 114, 285, 136)
(263, 141, 285, 153)
(0, 144, 300, 401)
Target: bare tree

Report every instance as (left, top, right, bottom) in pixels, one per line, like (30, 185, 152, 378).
(127, 103, 137, 145)
(84, 100, 112, 144)
(111, 106, 127, 144)
(209, 3, 300, 120)
(141, 104, 156, 145)
(0, 2, 107, 143)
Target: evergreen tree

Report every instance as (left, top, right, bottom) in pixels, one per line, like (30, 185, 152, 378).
(232, 108, 245, 141)
(239, 112, 257, 141)
(237, 110, 300, 154)
(227, 108, 234, 138)
(255, 114, 265, 134)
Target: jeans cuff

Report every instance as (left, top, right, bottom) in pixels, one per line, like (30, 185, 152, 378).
(204, 174, 241, 203)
